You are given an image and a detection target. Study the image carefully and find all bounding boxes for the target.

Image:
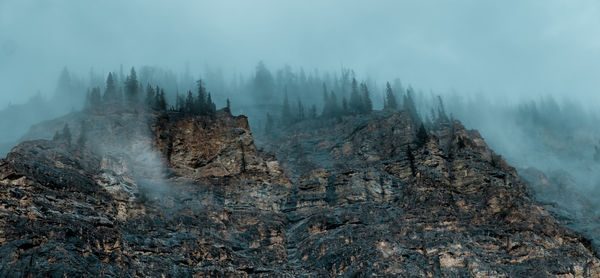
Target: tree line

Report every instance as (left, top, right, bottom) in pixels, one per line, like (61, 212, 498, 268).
(85, 67, 217, 117)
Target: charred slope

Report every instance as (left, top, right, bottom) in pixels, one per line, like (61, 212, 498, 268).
(0, 109, 598, 277)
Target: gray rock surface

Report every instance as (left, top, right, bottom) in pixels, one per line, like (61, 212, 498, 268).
(0, 109, 598, 277)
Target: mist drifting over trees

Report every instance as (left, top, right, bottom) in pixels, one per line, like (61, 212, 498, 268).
(2, 0, 600, 266)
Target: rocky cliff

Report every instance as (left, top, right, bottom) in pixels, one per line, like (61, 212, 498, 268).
(0, 109, 598, 277)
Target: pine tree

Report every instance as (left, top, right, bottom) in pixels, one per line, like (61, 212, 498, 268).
(436, 96, 449, 123)
(404, 87, 421, 125)
(322, 83, 330, 117)
(124, 67, 139, 102)
(175, 93, 184, 112)
(226, 98, 231, 112)
(145, 84, 156, 107)
(104, 72, 117, 102)
(62, 124, 72, 145)
(77, 121, 88, 147)
(253, 61, 274, 100)
(384, 82, 398, 110)
(342, 96, 348, 114)
(206, 93, 216, 115)
(185, 91, 194, 115)
(281, 90, 293, 125)
(154, 89, 167, 111)
(349, 78, 361, 114)
(416, 123, 428, 148)
(361, 83, 372, 114)
(406, 145, 416, 176)
(195, 79, 207, 115)
(297, 100, 305, 121)
(265, 112, 274, 134)
(309, 104, 317, 118)
(89, 87, 102, 108)
(159, 90, 167, 111)
(54, 67, 74, 99)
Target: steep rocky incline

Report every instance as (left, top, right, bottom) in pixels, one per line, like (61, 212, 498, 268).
(260, 111, 600, 277)
(0, 109, 598, 277)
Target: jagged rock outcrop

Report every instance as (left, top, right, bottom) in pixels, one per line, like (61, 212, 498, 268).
(0, 109, 598, 277)
(262, 111, 600, 277)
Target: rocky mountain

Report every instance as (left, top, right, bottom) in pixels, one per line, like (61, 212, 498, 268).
(0, 108, 598, 277)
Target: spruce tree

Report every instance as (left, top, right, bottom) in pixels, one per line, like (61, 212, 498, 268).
(104, 72, 117, 102)
(297, 99, 305, 121)
(281, 90, 292, 124)
(62, 124, 72, 145)
(124, 67, 139, 102)
(176, 94, 184, 112)
(145, 84, 156, 108)
(361, 83, 372, 114)
(436, 96, 449, 123)
(349, 78, 361, 114)
(158, 90, 167, 111)
(384, 82, 398, 110)
(416, 123, 428, 148)
(265, 112, 274, 134)
(404, 87, 421, 125)
(89, 87, 102, 108)
(77, 121, 89, 147)
(196, 79, 207, 115)
(329, 91, 339, 117)
(309, 104, 317, 118)
(185, 91, 194, 115)
(206, 93, 216, 115)
(322, 83, 330, 117)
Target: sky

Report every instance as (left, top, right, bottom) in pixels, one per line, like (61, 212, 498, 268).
(1, 0, 600, 106)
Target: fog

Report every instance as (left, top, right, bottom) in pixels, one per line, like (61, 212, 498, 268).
(2, 0, 600, 245)
(2, 1, 600, 106)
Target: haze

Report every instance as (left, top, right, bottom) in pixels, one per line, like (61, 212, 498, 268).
(2, 0, 600, 106)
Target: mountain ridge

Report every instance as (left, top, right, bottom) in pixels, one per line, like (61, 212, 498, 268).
(0, 109, 598, 277)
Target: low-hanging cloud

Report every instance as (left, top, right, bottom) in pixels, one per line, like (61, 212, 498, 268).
(1, 1, 600, 108)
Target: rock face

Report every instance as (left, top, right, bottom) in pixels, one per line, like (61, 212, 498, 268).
(0, 109, 598, 277)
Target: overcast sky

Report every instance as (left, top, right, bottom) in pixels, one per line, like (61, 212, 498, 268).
(1, 0, 600, 106)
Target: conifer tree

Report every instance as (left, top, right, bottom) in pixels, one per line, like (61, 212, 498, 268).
(281, 90, 293, 124)
(265, 112, 274, 134)
(206, 93, 216, 115)
(185, 91, 194, 115)
(436, 96, 449, 123)
(384, 82, 398, 110)
(104, 72, 117, 102)
(176, 93, 185, 112)
(77, 121, 89, 147)
(89, 87, 102, 108)
(322, 83, 330, 117)
(124, 67, 139, 102)
(309, 104, 317, 118)
(145, 84, 156, 108)
(330, 91, 340, 117)
(297, 99, 305, 121)
(361, 83, 372, 114)
(349, 78, 361, 114)
(404, 87, 421, 125)
(195, 79, 207, 115)
(62, 124, 72, 145)
(158, 90, 167, 111)
(416, 123, 428, 148)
